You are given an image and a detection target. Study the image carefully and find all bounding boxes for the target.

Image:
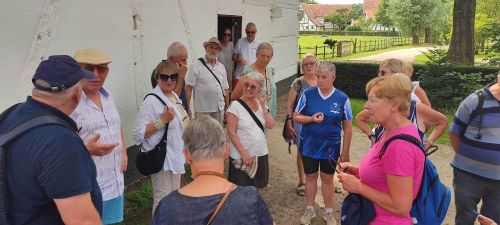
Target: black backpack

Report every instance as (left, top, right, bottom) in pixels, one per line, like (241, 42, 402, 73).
(462, 88, 486, 140)
(0, 104, 72, 225)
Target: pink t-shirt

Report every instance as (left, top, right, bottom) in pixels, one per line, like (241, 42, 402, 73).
(358, 124, 425, 225)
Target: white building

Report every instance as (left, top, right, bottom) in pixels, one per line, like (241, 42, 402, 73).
(0, 0, 300, 146)
(299, 3, 352, 31)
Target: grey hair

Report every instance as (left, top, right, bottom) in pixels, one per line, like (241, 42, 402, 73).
(245, 72, 266, 94)
(245, 22, 256, 30)
(182, 116, 226, 161)
(167, 42, 187, 59)
(256, 42, 273, 56)
(317, 60, 336, 78)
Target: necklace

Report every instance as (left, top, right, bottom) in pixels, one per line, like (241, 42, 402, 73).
(196, 171, 226, 179)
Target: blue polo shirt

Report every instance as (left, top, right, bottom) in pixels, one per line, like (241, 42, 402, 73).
(0, 97, 102, 225)
(295, 87, 352, 160)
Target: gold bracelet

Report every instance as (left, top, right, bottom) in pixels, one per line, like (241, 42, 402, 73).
(153, 119, 166, 130)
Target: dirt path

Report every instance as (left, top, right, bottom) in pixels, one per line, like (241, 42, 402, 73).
(352, 47, 433, 62)
(260, 95, 465, 225)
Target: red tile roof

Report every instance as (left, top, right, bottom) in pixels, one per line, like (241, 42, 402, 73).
(363, 0, 381, 19)
(300, 3, 353, 27)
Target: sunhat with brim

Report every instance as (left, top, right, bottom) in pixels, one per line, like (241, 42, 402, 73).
(203, 37, 222, 49)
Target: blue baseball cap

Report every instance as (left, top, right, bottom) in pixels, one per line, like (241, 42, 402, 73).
(32, 55, 95, 92)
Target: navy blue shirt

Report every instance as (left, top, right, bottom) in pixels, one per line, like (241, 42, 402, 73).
(0, 97, 102, 225)
(152, 186, 273, 225)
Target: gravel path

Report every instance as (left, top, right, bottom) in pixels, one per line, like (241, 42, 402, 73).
(352, 47, 433, 62)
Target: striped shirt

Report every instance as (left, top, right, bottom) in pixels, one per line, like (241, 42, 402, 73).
(70, 89, 124, 201)
(450, 83, 500, 180)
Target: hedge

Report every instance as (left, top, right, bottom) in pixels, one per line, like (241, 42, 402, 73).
(299, 30, 400, 37)
(330, 61, 499, 111)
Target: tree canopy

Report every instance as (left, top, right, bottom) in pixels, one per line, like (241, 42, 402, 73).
(324, 8, 355, 31)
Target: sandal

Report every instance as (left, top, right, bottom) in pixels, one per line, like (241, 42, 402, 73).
(296, 183, 306, 196)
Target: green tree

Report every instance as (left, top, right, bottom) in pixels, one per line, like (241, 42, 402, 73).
(448, 0, 476, 65)
(475, 0, 500, 52)
(324, 8, 353, 31)
(388, 0, 449, 44)
(375, 0, 394, 30)
(299, 0, 317, 3)
(352, 4, 364, 20)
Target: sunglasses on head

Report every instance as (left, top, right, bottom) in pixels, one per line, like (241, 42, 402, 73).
(159, 73, 178, 82)
(243, 82, 258, 91)
(83, 64, 108, 73)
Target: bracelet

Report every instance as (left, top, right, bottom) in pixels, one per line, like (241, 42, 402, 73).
(153, 119, 166, 130)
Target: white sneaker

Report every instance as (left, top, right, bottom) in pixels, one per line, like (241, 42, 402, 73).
(300, 207, 316, 225)
(323, 211, 337, 225)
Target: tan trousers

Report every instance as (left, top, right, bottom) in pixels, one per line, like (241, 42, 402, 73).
(195, 110, 224, 125)
(151, 170, 181, 215)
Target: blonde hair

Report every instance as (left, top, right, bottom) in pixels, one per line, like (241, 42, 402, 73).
(153, 61, 177, 80)
(403, 62, 414, 78)
(301, 54, 319, 73)
(365, 73, 412, 115)
(380, 58, 405, 74)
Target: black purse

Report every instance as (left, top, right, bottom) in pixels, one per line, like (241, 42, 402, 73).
(282, 79, 302, 154)
(135, 93, 169, 176)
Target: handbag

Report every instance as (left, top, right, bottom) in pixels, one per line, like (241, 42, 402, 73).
(135, 93, 169, 176)
(340, 193, 375, 225)
(282, 79, 303, 153)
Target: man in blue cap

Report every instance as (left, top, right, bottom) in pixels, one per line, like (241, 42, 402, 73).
(0, 55, 102, 224)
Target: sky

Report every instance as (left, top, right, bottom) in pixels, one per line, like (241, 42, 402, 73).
(315, 0, 363, 4)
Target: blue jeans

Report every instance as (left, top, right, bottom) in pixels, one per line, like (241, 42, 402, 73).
(453, 168, 500, 225)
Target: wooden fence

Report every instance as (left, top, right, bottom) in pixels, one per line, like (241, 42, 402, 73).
(298, 37, 424, 60)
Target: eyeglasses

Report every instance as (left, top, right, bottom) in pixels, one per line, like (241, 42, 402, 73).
(303, 62, 316, 67)
(207, 44, 221, 50)
(159, 73, 178, 82)
(245, 30, 256, 34)
(243, 82, 258, 91)
(83, 64, 108, 73)
(377, 69, 390, 76)
(224, 33, 231, 37)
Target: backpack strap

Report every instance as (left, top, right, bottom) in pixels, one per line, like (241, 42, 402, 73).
(467, 89, 485, 140)
(379, 134, 425, 160)
(0, 108, 73, 225)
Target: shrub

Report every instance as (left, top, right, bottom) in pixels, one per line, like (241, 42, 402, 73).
(422, 48, 448, 64)
(345, 24, 363, 31)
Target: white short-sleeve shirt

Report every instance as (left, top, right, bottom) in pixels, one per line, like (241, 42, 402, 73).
(233, 37, 261, 79)
(185, 57, 228, 112)
(227, 100, 269, 159)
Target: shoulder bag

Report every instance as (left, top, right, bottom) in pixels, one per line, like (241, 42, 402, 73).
(135, 93, 170, 176)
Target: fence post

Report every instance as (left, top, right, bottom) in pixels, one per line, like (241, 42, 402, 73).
(315, 45, 318, 57)
(323, 45, 326, 59)
(353, 38, 357, 54)
(298, 45, 302, 59)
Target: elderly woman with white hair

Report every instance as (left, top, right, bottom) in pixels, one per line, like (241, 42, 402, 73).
(152, 116, 274, 225)
(227, 72, 275, 190)
(293, 61, 352, 225)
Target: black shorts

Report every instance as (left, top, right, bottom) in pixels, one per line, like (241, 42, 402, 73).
(228, 155, 269, 189)
(301, 155, 337, 175)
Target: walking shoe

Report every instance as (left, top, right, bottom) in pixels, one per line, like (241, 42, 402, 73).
(323, 211, 337, 225)
(300, 207, 316, 225)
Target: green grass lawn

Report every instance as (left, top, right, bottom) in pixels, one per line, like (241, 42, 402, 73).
(299, 35, 401, 47)
(414, 50, 491, 64)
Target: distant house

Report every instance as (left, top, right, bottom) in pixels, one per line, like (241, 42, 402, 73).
(363, 0, 380, 20)
(299, 3, 353, 31)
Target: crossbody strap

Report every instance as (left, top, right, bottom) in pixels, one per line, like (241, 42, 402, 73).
(143, 93, 169, 141)
(207, 184, 237, 225)
(198, 58, 226, 98)
(236, 99, 264, 133)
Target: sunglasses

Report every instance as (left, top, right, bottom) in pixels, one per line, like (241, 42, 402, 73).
(243, 82, 258, 91)
(303, 62, 316, 67)
(224, 33, 231, 37)
(246, 31, 256, 34)
(83, 64, 108, 73)
(159, 73, 178, 82)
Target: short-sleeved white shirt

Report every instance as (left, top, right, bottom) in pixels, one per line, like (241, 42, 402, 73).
(227, 100, 269, 159)
(185, 57, 229, 112)
(233, 37, 261, 79)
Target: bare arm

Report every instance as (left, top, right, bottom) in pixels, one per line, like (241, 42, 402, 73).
(54, 193, 101, 225)
(185, 85, 193, 109)
(120, 129, 128, 172)
(355, 109, 375, 139)
(173, 62, 188, 96)
(144, 107, 175, 138)
(449, 131, 460, 153)
(286, 88, 298, 139)
(415, 86, 431, 107)
(230, 76, 245, 101)
(416, 103, 448, 148)
(340, 120, 352, 162)
(224, 89, 230, 111)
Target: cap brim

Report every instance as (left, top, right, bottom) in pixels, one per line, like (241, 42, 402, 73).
(81, 68, 96, 79)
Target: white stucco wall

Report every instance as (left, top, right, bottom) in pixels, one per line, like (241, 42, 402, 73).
(0, 0, 299, 146)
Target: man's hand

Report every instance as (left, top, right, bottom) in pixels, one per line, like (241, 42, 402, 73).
(86, 134, 117, 156)
(121, 150, 128, 172)
(175, 61, 188, 79)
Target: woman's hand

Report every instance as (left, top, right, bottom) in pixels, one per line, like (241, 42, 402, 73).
(339, 162, 359, 177)
(286, 120, 298, 139)
(160, 107, 175, 123)
(338, 172, 362, 193)
(311, 112, 324, 124)
(240, 150, 253, 165)
(478, 215, 498, 225)
(259, 94, 268, 108)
